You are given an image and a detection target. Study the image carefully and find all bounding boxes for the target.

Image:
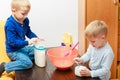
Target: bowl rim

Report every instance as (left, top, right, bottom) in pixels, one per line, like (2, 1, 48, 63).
(47, 46, 78, 58)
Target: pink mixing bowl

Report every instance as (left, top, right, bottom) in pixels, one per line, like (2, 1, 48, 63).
(47, 46, 78, 70)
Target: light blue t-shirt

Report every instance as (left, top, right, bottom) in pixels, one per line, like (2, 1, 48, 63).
(80, 42, 114, 80)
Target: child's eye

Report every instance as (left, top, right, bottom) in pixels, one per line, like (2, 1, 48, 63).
(90, 41, 95, 44)
(22, 13, 27, 16)
(22, 13, 25, 15)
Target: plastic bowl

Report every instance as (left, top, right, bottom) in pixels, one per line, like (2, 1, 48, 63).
(47, 46, 78, 70)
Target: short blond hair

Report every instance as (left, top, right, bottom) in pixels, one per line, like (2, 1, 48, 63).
(11, 0, 31, 10)
(85, 20, 108, 38)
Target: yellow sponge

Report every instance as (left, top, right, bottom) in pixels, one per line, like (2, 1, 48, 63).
(61, 33, 73, 46)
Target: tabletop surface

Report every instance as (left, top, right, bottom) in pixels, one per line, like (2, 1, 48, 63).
(15, 48, 100, 80)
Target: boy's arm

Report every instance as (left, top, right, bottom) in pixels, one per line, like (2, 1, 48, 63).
(5, 21, 28, 48)
(90, 51, 114, 78)
(80, 44, 92, 63)
(6, 28, 28, 48)
(24, 18, 37, 39)
(26, 26, 37, 39)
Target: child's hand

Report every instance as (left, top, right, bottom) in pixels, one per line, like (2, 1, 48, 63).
(80, 67, 91, 77)
(73, 57, 83, 65)
(37, 37, 45, 42)
(28, 38, 39, 45)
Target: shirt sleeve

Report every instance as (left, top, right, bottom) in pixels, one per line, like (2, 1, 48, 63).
(24, 18, 37, 39)
(80, 45, 92, 63)
(6, 25, 28, 48)
(90, 50, 114, 77)
(26, 26, 37, 38)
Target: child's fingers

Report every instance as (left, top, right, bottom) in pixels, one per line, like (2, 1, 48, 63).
(73, 58, 82, 65)
(73, 57, 80, 61)
(80, 70, 86, 75)
(37, 37, 45, 41)
(74, 61, 79, 65)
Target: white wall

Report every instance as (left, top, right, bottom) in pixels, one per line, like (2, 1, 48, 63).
(0, 0, 78, 47)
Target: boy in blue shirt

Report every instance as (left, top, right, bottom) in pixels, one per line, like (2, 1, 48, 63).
(0, 0, 43, 76)
(74, 20, 114, 80)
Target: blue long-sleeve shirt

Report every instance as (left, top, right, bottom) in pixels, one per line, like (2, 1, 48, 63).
(4, 15, 37, 53)
(80, 42, 114, 80)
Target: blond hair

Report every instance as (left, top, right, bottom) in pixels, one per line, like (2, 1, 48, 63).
(11, 0, 31, 10)
(85, 20, 108, 38)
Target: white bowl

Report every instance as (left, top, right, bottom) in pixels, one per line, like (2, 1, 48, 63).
(75, 65, 86, 77)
